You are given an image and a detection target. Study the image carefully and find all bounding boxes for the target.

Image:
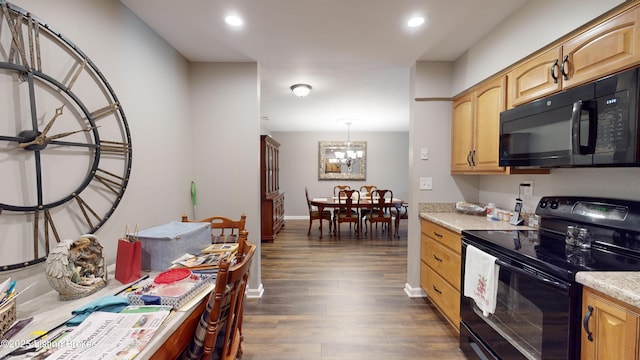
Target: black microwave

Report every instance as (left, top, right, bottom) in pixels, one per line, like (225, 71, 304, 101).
(499, 67, 640, 168)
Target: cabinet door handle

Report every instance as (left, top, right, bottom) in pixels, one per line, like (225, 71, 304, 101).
(560, 55, 569, 80)
(471, 150, 476, 166)
(466, 151, 472, 166)
(550, 58, 559, 84)
(433, 254, 443, 262)
(432, 285, 442, 294)
(433, 231, 443, 238)
(583, 305, 594, 342)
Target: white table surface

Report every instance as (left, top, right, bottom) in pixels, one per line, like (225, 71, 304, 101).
(0, 268, 210, 359)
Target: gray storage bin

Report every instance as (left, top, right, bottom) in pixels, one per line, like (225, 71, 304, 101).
(134, 221, 211, 270)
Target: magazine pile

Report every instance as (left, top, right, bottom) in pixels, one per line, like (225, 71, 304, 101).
(5, 305, 170, 360)
(169, 242, 238, 271)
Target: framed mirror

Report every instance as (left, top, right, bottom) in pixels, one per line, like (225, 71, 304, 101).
(318, 141, 367, 180)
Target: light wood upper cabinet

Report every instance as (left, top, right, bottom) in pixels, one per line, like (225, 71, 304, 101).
(581, 287, 640, 360)
(451, 77, 507, 174)
(507, 47, 563, 108)
(565, 7, 640, 89)
(474, 78, 505, 172)
(508, 6, 640, 108)
(451, 93, 474, 172)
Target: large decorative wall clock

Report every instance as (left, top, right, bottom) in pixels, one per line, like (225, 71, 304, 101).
(0, 1, 132, 271)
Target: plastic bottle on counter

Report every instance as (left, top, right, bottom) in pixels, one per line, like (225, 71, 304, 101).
(486, 203, 496, 221)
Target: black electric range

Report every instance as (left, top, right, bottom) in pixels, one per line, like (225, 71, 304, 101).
(460, 196, 640, 360)
(463, 227, 640, 283)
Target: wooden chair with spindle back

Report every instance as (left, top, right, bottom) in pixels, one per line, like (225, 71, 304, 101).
(180, 229, 255, 360)
(182, 214, 246, 244)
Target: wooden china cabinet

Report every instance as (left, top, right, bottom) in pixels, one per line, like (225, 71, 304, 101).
(260, 135, 284, 242)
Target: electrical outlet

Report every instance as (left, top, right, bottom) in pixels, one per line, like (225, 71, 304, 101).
(521, 180, 533, 196)
(420, 147, 429, 160)
(419, 177, 432, 190)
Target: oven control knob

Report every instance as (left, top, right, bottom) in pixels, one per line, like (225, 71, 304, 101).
(539, 200, 548, 209)
(550, 201, 559, 209)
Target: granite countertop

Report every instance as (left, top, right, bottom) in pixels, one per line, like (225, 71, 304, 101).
(576, 272, 640, 309)
(419, 211, 531, 234)
(418, 206, 640, 309)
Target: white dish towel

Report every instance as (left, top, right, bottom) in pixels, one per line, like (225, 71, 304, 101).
(463, 244, 500, 317)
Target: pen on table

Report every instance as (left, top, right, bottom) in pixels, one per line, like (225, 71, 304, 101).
(1, 280, 16, 301)
(115, 274, 150, 295)
(0, 281, 38, 309)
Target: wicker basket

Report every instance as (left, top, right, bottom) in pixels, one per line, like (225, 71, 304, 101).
(0, 301, 16, 337)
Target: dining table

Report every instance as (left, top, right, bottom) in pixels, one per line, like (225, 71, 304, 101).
(309, 195, 406, 239)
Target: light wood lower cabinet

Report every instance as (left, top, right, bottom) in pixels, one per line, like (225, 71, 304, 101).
(581, 287, 640, 360)
(420, 218, 461, 331)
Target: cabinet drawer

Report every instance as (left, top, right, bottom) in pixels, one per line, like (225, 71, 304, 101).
(425, 238, 461, 291)
(421, 220, 461, 254)
(425, 268, 460, 331)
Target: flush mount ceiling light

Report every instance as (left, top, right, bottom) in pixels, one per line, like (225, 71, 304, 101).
(290, 83, 312, 97)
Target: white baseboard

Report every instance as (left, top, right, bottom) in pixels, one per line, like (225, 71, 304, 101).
(284, 215, 308, 220)
(246, 283, 264, 298)
(404, 283, 426, 298)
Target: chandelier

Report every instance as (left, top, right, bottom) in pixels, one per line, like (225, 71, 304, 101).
(333, 122, 363, 172)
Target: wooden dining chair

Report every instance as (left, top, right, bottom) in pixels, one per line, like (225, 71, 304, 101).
(336, 189, 360, 239)
(333, 185, 357, 230)
(363, 189, 394, 240)
(358, 185, 378, 229)
(391, 202, 408, 238)
(333, 185, 351, 197)
(358, 185, 377, 197)
(180, 230, 255, 360)
(305, 187, 332, 236)
(182, 213, 247, 244)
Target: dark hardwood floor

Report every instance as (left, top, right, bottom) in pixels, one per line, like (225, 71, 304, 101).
(242, 219, 466, 360)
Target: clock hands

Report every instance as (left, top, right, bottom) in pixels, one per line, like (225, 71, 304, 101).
(43, 126, 99, 142)
(17, 106, 65, 149)
(17, 106, 97, 149)
(39, 105, 64, 138)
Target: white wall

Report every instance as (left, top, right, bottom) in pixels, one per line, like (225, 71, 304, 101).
(7, 0, 193, 299)
(273, 131, 409, 217)
(189, 63, 262, 294)
(407, 62, 481, 293)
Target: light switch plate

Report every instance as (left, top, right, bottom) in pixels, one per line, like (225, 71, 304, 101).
(419, 177, 432, 190)
(420, 147, 429, 160)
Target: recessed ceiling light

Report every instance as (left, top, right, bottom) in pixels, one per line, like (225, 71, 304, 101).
(407, 16, 425, 28)
(225, 15, 243, 27)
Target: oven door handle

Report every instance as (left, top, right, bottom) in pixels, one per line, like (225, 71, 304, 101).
(495, 259, 570, 292)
